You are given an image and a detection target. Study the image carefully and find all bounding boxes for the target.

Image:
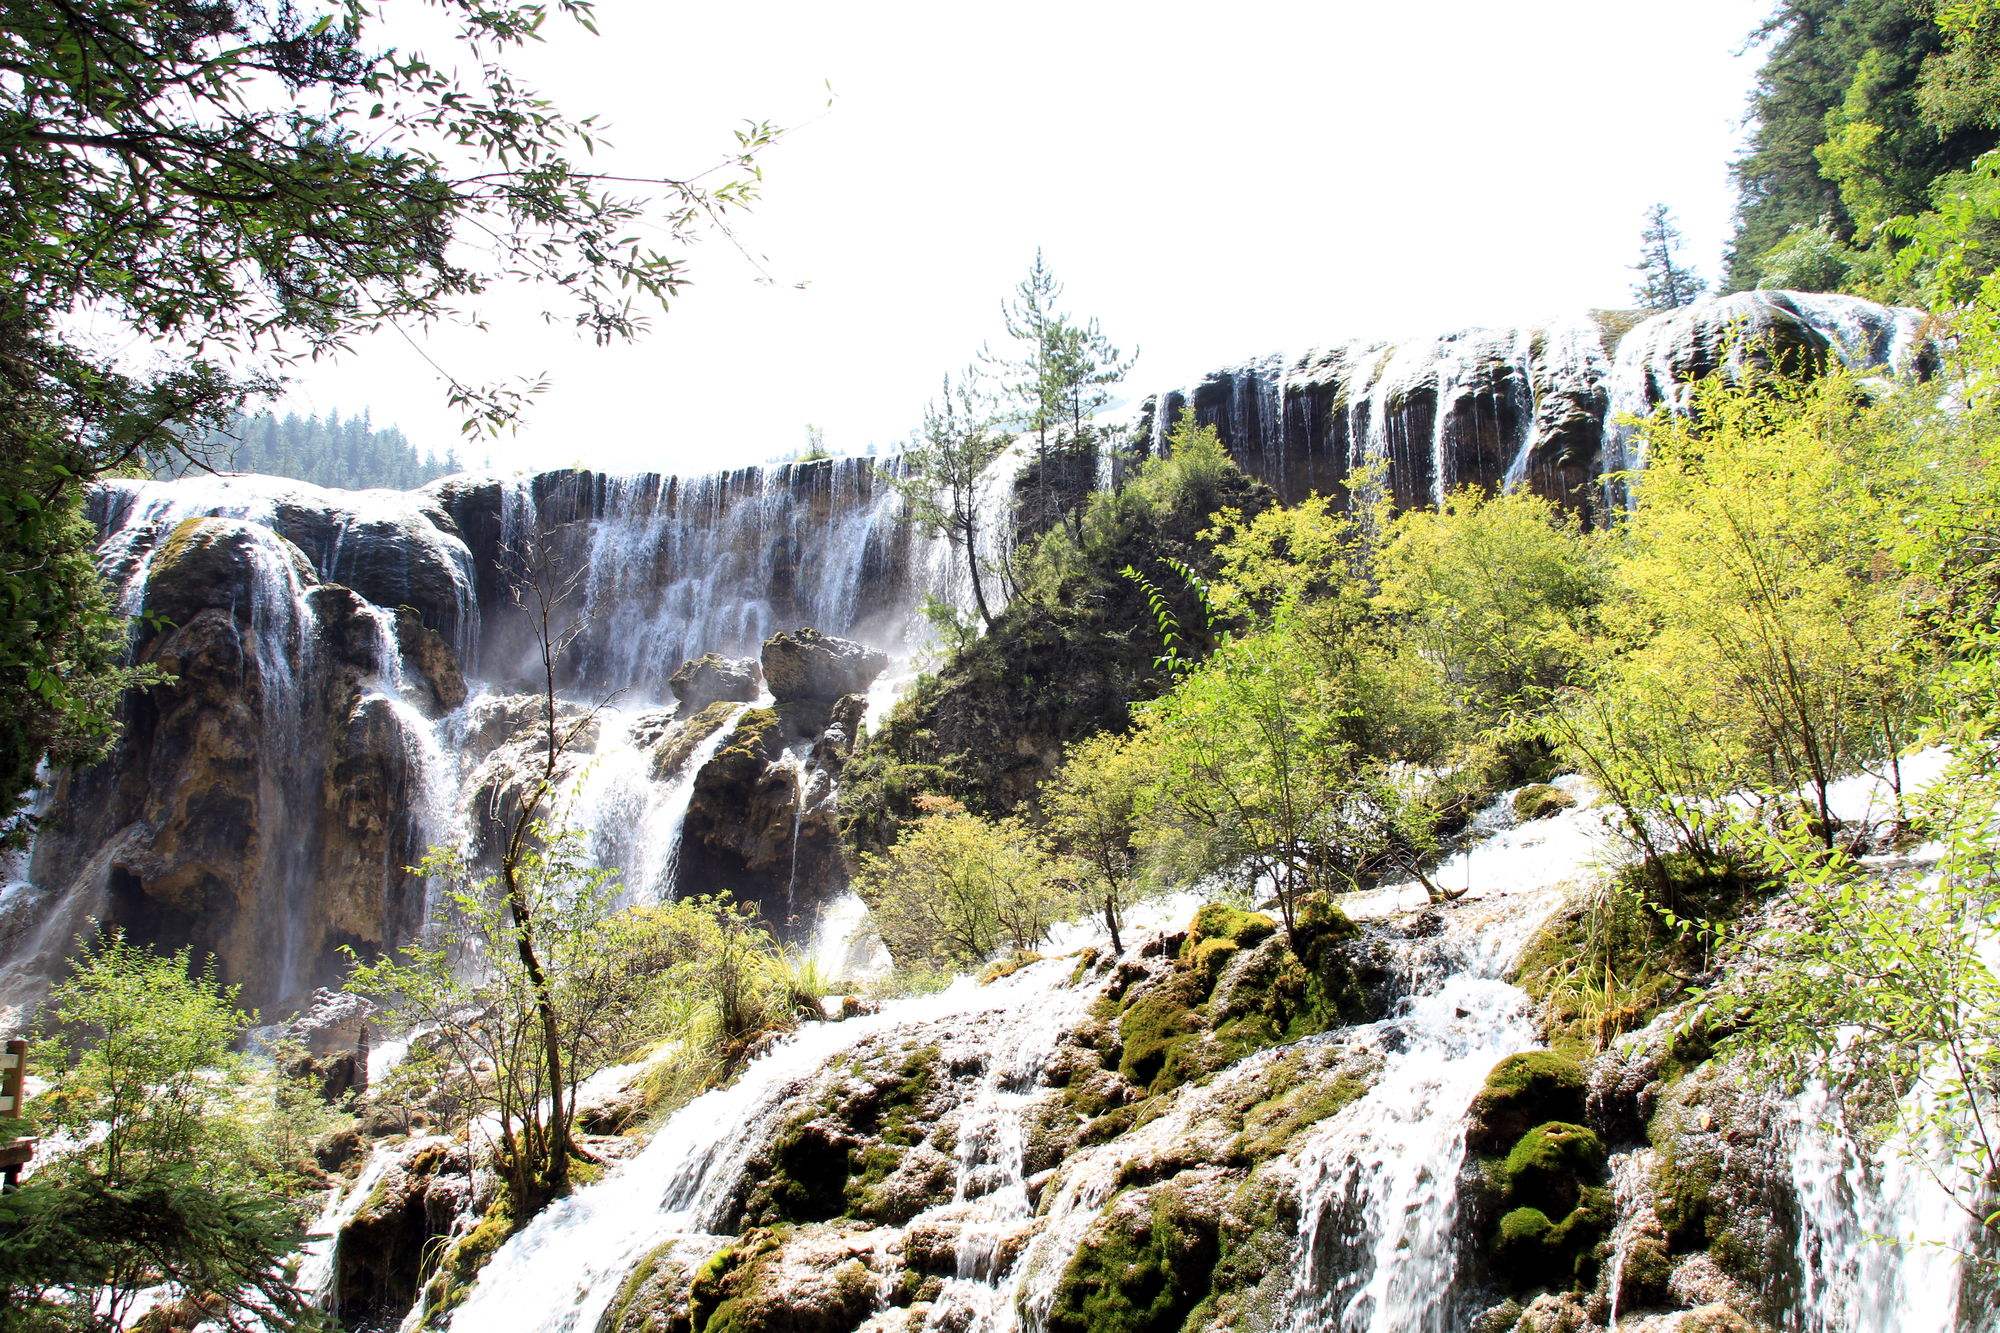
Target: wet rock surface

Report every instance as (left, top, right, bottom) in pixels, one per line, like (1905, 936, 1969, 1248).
(761, 628, 888, 705)
(669, 653, 763, 714)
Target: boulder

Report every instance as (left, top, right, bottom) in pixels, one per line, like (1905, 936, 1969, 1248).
(761, 628, 888, 704)
(396, 604, 468, 710)
(669, 653, 762, 713)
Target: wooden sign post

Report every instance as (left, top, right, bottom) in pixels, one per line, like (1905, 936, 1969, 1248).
(0, 1039, 35, 1189)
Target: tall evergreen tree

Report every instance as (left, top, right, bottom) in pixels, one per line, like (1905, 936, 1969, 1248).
(986, 251, 1135, 542)
(1632, 204, 1708, 310)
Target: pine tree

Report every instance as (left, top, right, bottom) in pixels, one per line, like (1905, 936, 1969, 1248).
(1632, 204, 1708, 310)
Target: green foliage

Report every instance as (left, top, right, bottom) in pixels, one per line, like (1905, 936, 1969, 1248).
(839, 421, 1272, 858)
(3, 932, 326, 1331)
(1373, 486, 1602, 731)
(0, 0, 778, 834)
(850, 802, 1068, 971)
(1546, 366, 1922, 873)
(1726, 0, 1991, 289)
(349, 820, 802, 1212)
(1039, 729, 1167, 952)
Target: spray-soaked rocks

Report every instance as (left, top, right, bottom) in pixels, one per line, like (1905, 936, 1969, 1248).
(675, 675, 869, 930)
(335, 1136, 481, 1326)
(761, 628, 887, 704)
(670, 653, 763, 713)
(600, 1226, 886, 1333)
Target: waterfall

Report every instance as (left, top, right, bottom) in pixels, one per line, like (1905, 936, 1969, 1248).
(438, 959, 1094, 1333)
(1281, 904, 1557, 1331)
(1786, 1071, 1992, 1330)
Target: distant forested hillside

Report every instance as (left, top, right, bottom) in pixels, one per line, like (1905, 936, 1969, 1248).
(160, 410, 462, 490)
(1727, 0, 1998, 290)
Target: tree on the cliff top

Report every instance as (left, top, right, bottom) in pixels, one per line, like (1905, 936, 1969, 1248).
(894, 368, 1009, 628)
(0, 0, 778, 840)
(1631, 203, 1708, 310)
(987, 249, 1135, 542)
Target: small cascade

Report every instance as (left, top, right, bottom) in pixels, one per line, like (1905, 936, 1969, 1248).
(231, 524, 324, 1007)
(1602, 1148, 1655, 1331)
(298, 1149, 400, 1314)
(1281, 942, 1541, 1331)
(355, 604, 461, 916)
(1787, 1081, 1981, 1332)
(910, 969, 1100, 1331)
(438, 960, 1091, 1333)
(566, 702, 752, 905)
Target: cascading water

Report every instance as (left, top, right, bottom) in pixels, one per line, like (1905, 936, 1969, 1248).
(438, 958, 1098, 1333)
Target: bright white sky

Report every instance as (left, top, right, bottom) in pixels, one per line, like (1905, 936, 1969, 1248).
(278, 0, 1771, 475)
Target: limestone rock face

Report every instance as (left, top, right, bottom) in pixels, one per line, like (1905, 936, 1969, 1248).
(16, 514, 469, 1016)
(1127, 290, 1925, 523)
(397, 604, 468, 710)
(669, 652, 762, 713)
(761, 628, 888, 705)
(674, 680, 870, 933)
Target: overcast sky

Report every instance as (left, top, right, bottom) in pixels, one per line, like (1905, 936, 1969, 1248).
(278, 0, 1771, 475)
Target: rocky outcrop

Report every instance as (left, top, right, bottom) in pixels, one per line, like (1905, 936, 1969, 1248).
(333, 1137, 478, 1326)
(1128, 291, 1925, 522)
(761, 629, 887, 705)
(669, 653, 762, 713)
(14, 513, 468, 1015)
(673, 680, 866, 932)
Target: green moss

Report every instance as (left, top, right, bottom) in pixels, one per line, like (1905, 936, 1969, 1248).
(980, 950, 1044, 984)
(1513, 857, 1764, 1057)
(1512, 783, 1576, 821)
(1184, 936, 1241, 987)
(1234, 1066, 1375, 1162)
(601, 1239, 689, 1333)
(1118, 988, 1204, 1091)
(1181, 904, 1277, 956)
(419, 1193, 517, 1324)
(1466, 1051, 1587, 1154)
(1043, 1188, 1221, 1333)
(1499, 1122, 1606, 1216)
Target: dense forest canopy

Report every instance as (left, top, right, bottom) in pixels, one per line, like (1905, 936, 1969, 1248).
(159, 411, 462, 492)
(1727, 0, 1999, 289)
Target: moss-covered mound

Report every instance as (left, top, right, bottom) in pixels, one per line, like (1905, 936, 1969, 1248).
(1466, 1052, 1587, 1156)
(739, 1043, 947, 1227)
(1513, 856, 1766, 1058)
(1098, 899, 1375, 1102)
(1511, 783, 1576, 821)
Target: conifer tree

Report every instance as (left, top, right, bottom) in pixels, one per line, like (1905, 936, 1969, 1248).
(1631, 203, 1709, 310)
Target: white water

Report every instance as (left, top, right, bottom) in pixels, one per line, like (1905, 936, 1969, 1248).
(1281, 865, 1569, 1331)
(441, 958, 1093, 1333)
(1787, 1082, 1979, 1332)
(564, 703, 750, 906)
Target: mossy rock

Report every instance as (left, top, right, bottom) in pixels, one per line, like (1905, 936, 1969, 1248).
(1489, 1189, 1612, 1294)
(1512, 784, 1576, 821)
(1499, 1122, 1606, 1217)
(418, 1195, 517, 1325)
(1118, 987, 1204, 1091)
(1466, 1052, 1587, 1156)
(1184, 936, 1242, 988)
(1234, 1063, 1376, 1163)
(602, 1240, 695, 1333)
(1181, 904, 1276, 957)
(1044, 1186, 1221, 1333)
(981, 950, 1044, 984)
